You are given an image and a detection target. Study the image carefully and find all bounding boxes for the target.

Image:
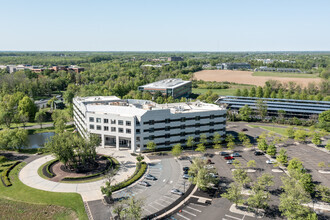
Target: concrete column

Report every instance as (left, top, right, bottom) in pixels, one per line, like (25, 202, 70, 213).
(101, 134, 105, 148)
(131, 137, 136, 152)
(116, 136, 120, 150)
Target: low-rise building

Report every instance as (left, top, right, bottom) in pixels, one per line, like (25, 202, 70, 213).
(168, 57, 184, 61)
(138, 78, 192, 99)
(254, 66, 302, 73)
(217, 63, 251, 70)
(73, 96, 226, 152)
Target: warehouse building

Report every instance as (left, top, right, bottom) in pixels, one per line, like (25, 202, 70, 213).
(216, 96, 330, 119)
(73, 96, 226, 152)
(138, 78, 192, 99)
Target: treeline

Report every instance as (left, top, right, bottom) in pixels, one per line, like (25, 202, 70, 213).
(234, 80, 330, 101)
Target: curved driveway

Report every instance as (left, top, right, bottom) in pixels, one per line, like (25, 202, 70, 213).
(19, 149, 136, 201)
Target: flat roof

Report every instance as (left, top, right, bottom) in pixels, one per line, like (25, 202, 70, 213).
(139, 78, 191, 89)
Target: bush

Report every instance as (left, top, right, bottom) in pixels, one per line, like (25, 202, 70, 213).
(0, 156, 7, 163)
(43, 159, 58, 178)
(1, 161, 20, 187)
(110, 162, 147, 192)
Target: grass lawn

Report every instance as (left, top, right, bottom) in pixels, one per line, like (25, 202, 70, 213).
(193, 84, 253, 96)
(0, 121, 53, 130)
(249, 124, 288, 136)
(252, 71, 319, 78)
(0, 162, 88, 220)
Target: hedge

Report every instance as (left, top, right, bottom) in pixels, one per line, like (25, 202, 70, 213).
(44, 159, 58, 178)
(1, 161, 20, 187)
(110, 162, 147, 192)
(61, 156, 117, 181)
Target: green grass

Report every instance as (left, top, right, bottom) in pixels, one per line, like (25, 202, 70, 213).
(0, 162, 88, 220)
(0, 121, 53, 129)
(249, 124, 288, 136)
(193, 84, 253, 96)
(28, 124, 75, 134)
(252, 71, 319, 78)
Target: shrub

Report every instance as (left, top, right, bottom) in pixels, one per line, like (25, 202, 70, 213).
(45, 159, 58, 178)
(110, 162, 147, 192)
(1, 161, 20, 187)
(0, 156, 7, 163)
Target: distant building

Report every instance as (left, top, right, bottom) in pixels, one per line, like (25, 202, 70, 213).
(216, 96, 330, 119)
(254, 66, 302, 73)
(217, 63, 251, 70)
(138, 78, 192, 99)
(168, 57, 184, 62)
(0, 64, 84, 73)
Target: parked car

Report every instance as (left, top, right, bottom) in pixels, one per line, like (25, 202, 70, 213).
(227, 160, 234, 164)
(220, 152, 229, 156)
(224, 156, 234, 160)
(241, 128, 248, 131)
(139, 181, 151, 187)
(183, 170, 189, 175)
(266, 160, 276, 164)
(207, 159, 214, 164)
(183, 167, 189, 172)
(183, 174, 190, 179)
(254, 151, 264, 156)
(231, 153, 241, 157)
(145, 174, 157, 181)
(204, 165, 214, 169)
(171, 189, 183, 196)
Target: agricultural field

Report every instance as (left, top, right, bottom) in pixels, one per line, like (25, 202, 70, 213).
(252, 71, 319, 78)
(194, 70, 322, 87)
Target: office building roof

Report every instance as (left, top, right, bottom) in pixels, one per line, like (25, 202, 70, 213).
(139, 78, 190, 89)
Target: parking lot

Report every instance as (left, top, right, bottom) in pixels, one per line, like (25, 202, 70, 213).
(112, 157, 192, 217)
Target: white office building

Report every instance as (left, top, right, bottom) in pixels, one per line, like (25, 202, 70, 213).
(73, 96, 226, 152)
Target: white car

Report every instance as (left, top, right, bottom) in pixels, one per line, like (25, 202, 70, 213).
(227, 160, 234, 164)
(171, 189, 183, 196)
(183, 174, 190, 179)
(266, 160, 276, 164)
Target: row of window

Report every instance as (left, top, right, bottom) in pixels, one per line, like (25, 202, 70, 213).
(143, 128, 225, 140)
(143, 121, 225, 132)
(89, 125, 131, 134)
(143, 114, 225, 125)
(89, 117, 131, 126)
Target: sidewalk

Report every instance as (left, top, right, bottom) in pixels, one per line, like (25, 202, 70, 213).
(19, 147, 136, 201)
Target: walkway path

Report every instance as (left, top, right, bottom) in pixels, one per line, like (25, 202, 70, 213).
(19, 147, 136, 201)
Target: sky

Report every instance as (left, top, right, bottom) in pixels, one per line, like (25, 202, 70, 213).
(1, 0, 330, 51)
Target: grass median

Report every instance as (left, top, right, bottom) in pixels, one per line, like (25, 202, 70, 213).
(0, 162, 88, 220)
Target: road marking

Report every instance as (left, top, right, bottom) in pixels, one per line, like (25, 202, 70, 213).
(170, 180, 173, 184)
(159, 198, 172, 203)
(176, 213, 191, 220)
(143, 208, 152, 214)
(164, 195, 176, 200)
(182, 209, 196, 216)
(190, 203, 206, 208)
(154, 201, 166, 207)
(225, 214, 242, 220)
(186, 206, 202, 212)
(147, 204, 159, 211)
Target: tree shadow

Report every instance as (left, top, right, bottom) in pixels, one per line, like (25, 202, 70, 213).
(269, 188, 283, 196)
(265, 205, 282, 219)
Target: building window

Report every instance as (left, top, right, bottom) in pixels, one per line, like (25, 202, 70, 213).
(111, 127, 116, 132)
(165, 126, 170, 131)
(196, 123, 200, 127)
(97, 125, 101, 130)
(195, 130, 200, 135)
(126, 129, 131, 134)
(180, 132, 185, 137)
(165, 133, 170, 139)
(118, 120, 123, 125)
(165, 118, 170, 124)
(104, 126, 109, 131)
(136, 129, 140, 134)
(181, 117, 186, 122)
(111, 119, 116, 124)
(119, 128, 124, 133)
(195, 116, 200, 121)
(180, 125, 185, 129)
(126, 121, 131, 126)
(149, 120, 154, 125)
(149, 135, 154, 140)
(136, 137, 140, 141)
(210, 122, 214, 126)
(136, 120, 140, 125)
(210, 115, 215, 119)
(165, 141, 170, 146)
(89, 117, 94, 122)
(89, 124, 94, 129)
(96, 118, 101, 123)
(104, 119, 109, 123)
(149, 128, 154, 133)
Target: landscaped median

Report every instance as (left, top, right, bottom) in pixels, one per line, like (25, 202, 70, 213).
(1, 161, 21, 187)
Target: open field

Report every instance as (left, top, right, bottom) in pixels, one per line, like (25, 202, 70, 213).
(0, 163, 87, 220)
(252, 71, 319, 78)
(194, 70, 322, 87)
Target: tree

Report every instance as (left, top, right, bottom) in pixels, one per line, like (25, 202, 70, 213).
(247, 189, 270, 214)
(146, 141, 156, 152)
(257, 138, 268, 152)
(256, 86, 263, 98)
(239, 105, 252, 121)
(233, 168, 251, 188)
(101, 170, 116, 202)
(246, 160, 256, 168)
(195, 143, 206, 153)
(238, 132, 247, 142)
(266, 144, 276, 157)
(285, 126, 295, 138)
(242, 137, 252, 148)
(318, 110, 330, 123)
(222, 182, 243, 207)
(255, 173, 274, 191)
(294, 129, 308, 142)
(276, 148, 288, 165)
(186, 136, 195, 151)
(316, 185, 330, 203)
(189, 158, 215, 190)
(242, 88, 249, 97)
(124, 197, 144, 220)
(18, 112, 29, 127)
(136, 154, 144, 163)
(35, 110, 47, 128)
(200, 133, 208, 145)
(0, 128, 28, 151)
(235, 89, 242, 96)
(249, 87, 256, 97)
(54, 118, 66, 133)
(171, 143, 182, 158)
(311, 133, 321, 146)
(113, 199, 126, 220)
(18, 96, 37, 121)
(256, 100, 267, 121)
(287, 158, 305, 173)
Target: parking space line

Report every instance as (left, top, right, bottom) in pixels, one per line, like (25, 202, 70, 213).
(182, 209, 196, 216)
(225, 214, 242, 220)
(186, 206, 201, 212)
(159, 198, 172, 204)
(177, 213, 191, 220)
(189, 203, 207, 208)
(164, 195, 176, 200)
(148, 204, 159, 211)
(143, 208, 152, 214)
(154, 201, 167, 207)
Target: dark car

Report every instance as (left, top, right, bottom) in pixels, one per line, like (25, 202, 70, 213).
(241, 128, 248, 131)
(145, 174, 157, 180)
(220, 152, 229, 156)
(183, 167, 189, 172)
(254, 151, 264, 156)
(138, 181, 151, 187)
(183, 170, 189, 175)
(224, 156, 234, 160)
(207, 159, 214, 164)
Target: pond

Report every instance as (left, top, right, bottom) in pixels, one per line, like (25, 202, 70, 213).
(28, 132, 55, 148)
